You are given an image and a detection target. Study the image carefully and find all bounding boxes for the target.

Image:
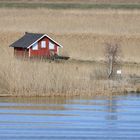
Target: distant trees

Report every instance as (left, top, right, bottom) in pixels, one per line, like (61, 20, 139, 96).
(105, 42, 121, 79)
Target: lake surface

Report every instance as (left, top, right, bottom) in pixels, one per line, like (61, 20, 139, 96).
(0, 93, 140, 140)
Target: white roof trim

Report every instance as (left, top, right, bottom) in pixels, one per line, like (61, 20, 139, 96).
(27, 34, 63, 49)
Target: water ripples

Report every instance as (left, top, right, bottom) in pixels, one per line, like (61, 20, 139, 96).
(0, 94, 140, 140)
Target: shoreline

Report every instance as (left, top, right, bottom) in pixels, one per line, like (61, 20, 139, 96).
(0, 80, 139, 97)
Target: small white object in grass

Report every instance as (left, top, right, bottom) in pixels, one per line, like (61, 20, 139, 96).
(117, 70, 122, 74)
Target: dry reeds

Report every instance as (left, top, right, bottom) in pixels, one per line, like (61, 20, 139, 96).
(0, 53, 138, 96)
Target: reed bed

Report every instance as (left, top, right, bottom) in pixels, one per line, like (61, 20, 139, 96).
(0, 56, 130, 96)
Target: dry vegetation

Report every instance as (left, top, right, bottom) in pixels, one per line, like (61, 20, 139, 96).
(1, 53, 138, 97)
(0, 8, 140, 96)
(1, 9, 140, 62)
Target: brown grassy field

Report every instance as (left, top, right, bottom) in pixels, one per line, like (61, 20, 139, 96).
(1, 9, 140, 62)
(0, 8, 140, 96)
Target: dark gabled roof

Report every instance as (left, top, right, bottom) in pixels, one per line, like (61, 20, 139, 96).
(10, 32, 44, 48)
(10, 32, 63, 48)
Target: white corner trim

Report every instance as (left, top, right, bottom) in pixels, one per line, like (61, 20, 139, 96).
(27, 34, 63, 49)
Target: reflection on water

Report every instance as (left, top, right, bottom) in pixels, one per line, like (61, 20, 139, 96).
(0, 93, 140, 140)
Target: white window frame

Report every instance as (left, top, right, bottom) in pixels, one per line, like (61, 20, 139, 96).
(49, 41, 55, 50)
(41, 41, 46, 48)
(32, 43, 38, 50)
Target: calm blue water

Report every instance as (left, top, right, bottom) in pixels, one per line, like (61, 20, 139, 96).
(0, 93, 140, 140)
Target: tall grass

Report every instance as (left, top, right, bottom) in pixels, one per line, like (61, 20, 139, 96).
(0, 55, 132, 96)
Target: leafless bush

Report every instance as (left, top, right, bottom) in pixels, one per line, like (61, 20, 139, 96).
(105, 42, 121, 79)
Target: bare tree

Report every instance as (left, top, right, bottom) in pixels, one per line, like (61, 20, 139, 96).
(105, 42, 121, 79)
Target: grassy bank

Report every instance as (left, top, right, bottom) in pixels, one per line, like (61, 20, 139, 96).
(0, 53, 139, 97)
(1, 2, 140, 10)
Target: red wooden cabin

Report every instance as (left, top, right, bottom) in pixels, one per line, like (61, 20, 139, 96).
(10, 32, 63, 58)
